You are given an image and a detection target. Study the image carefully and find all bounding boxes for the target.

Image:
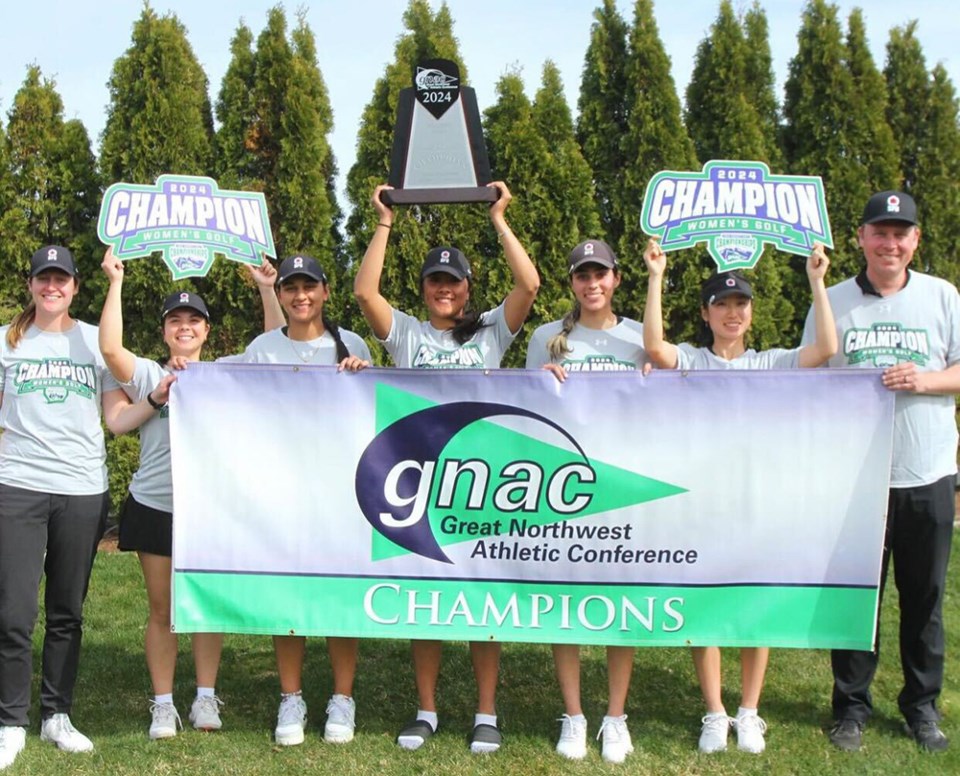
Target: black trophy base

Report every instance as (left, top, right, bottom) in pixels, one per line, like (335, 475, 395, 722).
(381, 187, 499, 206)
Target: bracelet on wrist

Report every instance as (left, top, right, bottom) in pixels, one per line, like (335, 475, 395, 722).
(147, 393, 166, 411)
(377, 222, 392, 230)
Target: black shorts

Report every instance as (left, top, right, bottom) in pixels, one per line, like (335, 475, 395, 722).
(118, 495, 172, 557)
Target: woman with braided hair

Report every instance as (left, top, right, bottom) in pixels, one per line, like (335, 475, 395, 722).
(525, 238, 646, 764)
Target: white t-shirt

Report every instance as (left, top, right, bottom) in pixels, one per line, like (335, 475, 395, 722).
(0, 321, 121, 495)
(525, 317, 647, 371)
(382, 304, 515, 369)
(676, 343, 800, 371)
(802, 270, 960, 488)
(222, 326, 372, 365)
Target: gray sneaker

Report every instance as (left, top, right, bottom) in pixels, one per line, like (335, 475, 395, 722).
(598, 714, 633, 763)
(698, 712, 731, 753)
(148, 701, 182, 740)
(189, 695, 223, 732)
(275, 695, 307, 746)
(323, 694, 355, 743)
(0, 727, 27, 770)
(40, 714, 94, 753)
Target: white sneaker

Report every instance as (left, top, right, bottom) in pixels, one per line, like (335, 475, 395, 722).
(698, 712, 731, 753)
(598, 714, 633, 763)
(323, 694, 355, 743)
(189, 695, 223, 732)
(735, 712, 767, 753)
(556, 714, 587, 760)
(0, 726, 27, 770)
(40, 714, 93, 753)
(148, 701, 182, 740)
(275, 694, 307, 746)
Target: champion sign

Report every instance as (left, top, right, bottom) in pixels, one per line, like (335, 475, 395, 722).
(640, 160, 833, 270)
(98, 174, 277, 280)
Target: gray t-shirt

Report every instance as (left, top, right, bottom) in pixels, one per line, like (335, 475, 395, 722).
(676, 343, 800, 370)
(382, 304, 515, 369)
(525, 318, 647, 371)
(223, 326, 372, 365)
(122, 357, 174, 512)
(802, 271, 960, 488)
(0, 321, 121, 495)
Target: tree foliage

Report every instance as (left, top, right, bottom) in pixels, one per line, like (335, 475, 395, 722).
(483, 63, 601, 364)
(576, 0, 630, 248)
(684, 1, 792, 349)
(343, 0, 492, 359)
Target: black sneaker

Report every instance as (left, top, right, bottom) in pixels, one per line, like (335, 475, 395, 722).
(396, 719, 435, 751)
(906, 720, 949, 752)
(469, 723, 502, 754)
(828, 719, 863, 752)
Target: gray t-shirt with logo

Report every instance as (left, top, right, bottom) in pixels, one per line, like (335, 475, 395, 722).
(224, 326, 371, 365)
(0, 321, 121, 495)
(802, 271, 960, 487)
(382, 304, 515, 369)
(676, 343, 800, 371)
(122, 357, 173, 512)
(525, 318, 647, 371)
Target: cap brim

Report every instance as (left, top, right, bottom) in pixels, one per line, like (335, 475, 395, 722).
(862, 214, 917, 226)
(568, 257, 616, 274)
(30, 265, 76, 278)
(421, 267, 468, 280)
(707, 288, 752, 304)
(162, 304, 209, 320)
(278, 270, 326, 284)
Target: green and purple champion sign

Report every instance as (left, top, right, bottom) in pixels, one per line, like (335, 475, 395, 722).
(641, 160, 833, 271)
(98, 174, 276, 280)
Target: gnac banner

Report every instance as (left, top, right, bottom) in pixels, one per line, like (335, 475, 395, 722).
(169, 365, 892, 650)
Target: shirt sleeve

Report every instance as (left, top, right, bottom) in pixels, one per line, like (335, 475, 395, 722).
(525, 326, 549, 369)
(483, 303, 517, 356)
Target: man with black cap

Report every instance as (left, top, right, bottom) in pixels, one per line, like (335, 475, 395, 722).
(803, 191, 960, 753)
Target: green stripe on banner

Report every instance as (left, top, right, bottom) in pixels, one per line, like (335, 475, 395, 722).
(174, 572, 876, 650)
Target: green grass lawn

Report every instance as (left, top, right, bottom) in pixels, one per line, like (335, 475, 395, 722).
(10, 535, 959, 775)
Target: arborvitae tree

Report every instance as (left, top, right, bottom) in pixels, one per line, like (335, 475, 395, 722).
(210, 7, 343, 346)
(5, 67, 71, 244)
(49, 120, 103, 315)
(619, 0, 698, 341)
(98, 5, 218, 360)
(2, 68, 100, 313)
(530, 60, 602, 317)
(912, 65, 960, 283)
(214, 23, 258, 188)
(684, 1, 792, 350)
(576, 0, 630, 248)
(0, 121, 31, 321)
(482, 64, 600, 364)
(344, 0, 493, 358)
(100, 6, 214, 185)
(844, 9, 899, 192)
(884, 22, 931, 193)
(783, 0, 897, 325)
(742, 2, 782, 169)
(685, 1, 769, 165)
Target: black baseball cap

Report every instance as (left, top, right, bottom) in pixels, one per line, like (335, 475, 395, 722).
(30, 245, 78, 278)
(278, 255, 328, 285)
(161, 291, 210, 320)
(701, 272, 753, 306)
(568, 239, 618, 274)
(420, 246, 472, 280)
(861, 190, 918, 226)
